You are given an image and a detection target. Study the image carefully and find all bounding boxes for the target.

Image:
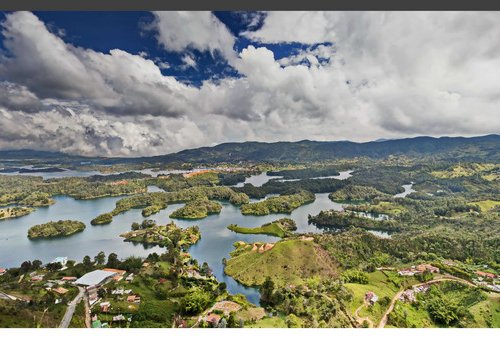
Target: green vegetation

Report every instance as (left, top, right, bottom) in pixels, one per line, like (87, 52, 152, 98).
(224, 238, 338, 287)
(0, 173, 149, 208)
(121, 221, 201, 249)
(389, 281, 494, 328)
(431, 163, 498, 179)
(468, 200, 500, 212)
(170, 198, 222, 219)
(90, 212, 113, 225)
(0, 206, 33, 220)
(329, 184, 389, 202)
(344, 201, 406, 216)
(240, 191, 315, 215)
(93, 186, 249, 224)
(228, 218, 297, 238)
(27, 220, 86, 239)
(309, 210, 399, 232)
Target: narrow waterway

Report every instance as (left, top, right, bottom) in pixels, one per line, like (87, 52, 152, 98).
(0, 172, 360, 305)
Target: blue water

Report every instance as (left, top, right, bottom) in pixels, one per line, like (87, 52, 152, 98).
(0, 177, 350, 305)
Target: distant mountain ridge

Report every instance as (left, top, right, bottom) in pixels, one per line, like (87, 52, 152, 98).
(146, 134, 500, 164)
(0, 135, 499, 164)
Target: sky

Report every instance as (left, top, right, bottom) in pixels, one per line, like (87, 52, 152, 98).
(0, 11, 499, 157)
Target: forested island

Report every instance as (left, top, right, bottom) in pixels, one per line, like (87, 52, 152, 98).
(170, 198, 222, 219)
(121, 220, 201, 248)
(227, 218, 297, 238)
(27, 220, 86, 239)
(240, 191, 315, 215)
(0, 206, 33, 220)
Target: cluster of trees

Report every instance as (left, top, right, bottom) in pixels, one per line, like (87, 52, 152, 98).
(131, 219, 157, 230)
(0, 206, 33, 219)
(329, 184, 389, 202)
(309, 210, 399, 232)
(0, 173, 148, 207)
(241, 191, 315, 215)
(235, 177, 347, 198)
(27, 220, 86, 239)
(93, 186, 249, 225)
(170, 198, 222, 219)
(259, 277, 353, 327)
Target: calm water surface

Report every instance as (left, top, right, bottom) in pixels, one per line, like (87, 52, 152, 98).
(0, 173, 357, 305)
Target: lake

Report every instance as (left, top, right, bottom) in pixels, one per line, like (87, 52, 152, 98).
(234, 170, 353, 187)
(0, 172, 356, 305)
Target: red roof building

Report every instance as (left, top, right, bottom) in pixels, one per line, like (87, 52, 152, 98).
(476, 271, 496, 279)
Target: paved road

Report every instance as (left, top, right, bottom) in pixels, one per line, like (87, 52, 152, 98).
(59, 286, 85, 328)
(377, 276, 475, 328)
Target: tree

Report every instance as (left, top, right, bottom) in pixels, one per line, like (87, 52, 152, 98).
(200, 262, 212, 276)
(260, 276, 275, 305)
(83, 255, 93, 268)
(427, 292, 462, 325)
(20, 261, 32, 273)
(95, 251, 106, 265)
(106, 253, 121, 268)
(182, 289, 212, 315)
(227, 313, 237, 328)
(131, 222, 141, 231)
(32, 260, 42, 270)
(46, 262, 63, 272)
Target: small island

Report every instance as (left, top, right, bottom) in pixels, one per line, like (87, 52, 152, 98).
(27, 220, 86, 239)
(169, 198, 222, 219)
(329, 184, 388, 202)
(227, 218, 297, 238)
(0, 206, 34, 220)
(308, 210, 399, 232)
(120, 220, 200, 248)
(90, 212, 113, 225)
(240, 191, 315, 215)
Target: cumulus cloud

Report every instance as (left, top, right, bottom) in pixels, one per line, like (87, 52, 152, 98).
(0, 11, 499, 156)
(149, 11, 237, 63)
(244, 11, 500, 136)
(0, 11, 197, 118)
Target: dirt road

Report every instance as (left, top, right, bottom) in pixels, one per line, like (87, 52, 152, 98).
(377, 276, 475, 328)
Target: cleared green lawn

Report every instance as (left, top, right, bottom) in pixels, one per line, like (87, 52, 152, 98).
(345, 271, 402, 324)
(247, 316, 287, 328)
(469, 200, 500, 212)
(469, 293, 500, 328)
(225, 239, 337, 287)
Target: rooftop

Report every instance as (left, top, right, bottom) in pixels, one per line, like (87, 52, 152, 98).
(74, 270, 117, 286)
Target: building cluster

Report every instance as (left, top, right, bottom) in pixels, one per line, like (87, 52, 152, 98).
(399, 284, 431, 303)
(398, 264, 440, 276)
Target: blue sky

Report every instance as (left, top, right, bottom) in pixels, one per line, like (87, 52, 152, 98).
(17, 11, 317, 86)
(0, 11, 498, 156)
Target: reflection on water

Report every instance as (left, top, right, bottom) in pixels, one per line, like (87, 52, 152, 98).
(234, 170, 354, 187)
(0, 168, 364, 305)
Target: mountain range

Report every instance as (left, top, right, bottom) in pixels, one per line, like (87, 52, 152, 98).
(0, 135, 499, 165)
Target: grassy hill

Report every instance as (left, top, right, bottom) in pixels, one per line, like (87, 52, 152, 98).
(224, 238, 338, 287)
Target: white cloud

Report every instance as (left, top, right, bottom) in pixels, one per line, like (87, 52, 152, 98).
(0, 11, 499, 156)
(149, 11, 237, 64)
(181, 54, 197, 70)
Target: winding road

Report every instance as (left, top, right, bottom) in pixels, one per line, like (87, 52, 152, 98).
(377, 276, 476, 328)
(58, 286, 85, 328)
